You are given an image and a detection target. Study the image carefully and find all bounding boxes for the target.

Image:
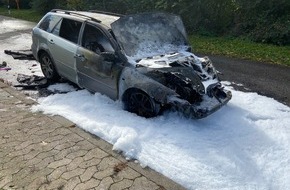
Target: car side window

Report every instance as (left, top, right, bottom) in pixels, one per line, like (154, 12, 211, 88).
(59, 18, 82, 44)
(38, 15, 61, 33)
(82, 24, 114, 54)
(51, 20, 61, 36)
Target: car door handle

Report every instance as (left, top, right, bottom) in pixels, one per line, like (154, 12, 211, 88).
(48, 39, 54, 44)
(74, 54, 87, 62)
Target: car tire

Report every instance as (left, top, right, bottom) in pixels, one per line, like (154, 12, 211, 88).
(125, 89, 160, 118)
(39, 52, 60, 83)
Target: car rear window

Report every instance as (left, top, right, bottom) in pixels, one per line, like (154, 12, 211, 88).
(38, 14, 61, 33)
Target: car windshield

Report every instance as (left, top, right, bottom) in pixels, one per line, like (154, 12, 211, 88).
(111, 12, 189, 60)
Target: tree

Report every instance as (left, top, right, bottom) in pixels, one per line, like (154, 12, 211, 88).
(234, 0, 290, 45)
(15, 0, 19, 9)
(66, 0, 89, 10)
(31, 0, 66, 13)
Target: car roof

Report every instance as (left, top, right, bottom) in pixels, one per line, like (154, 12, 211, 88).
(50, 9, 121, 28)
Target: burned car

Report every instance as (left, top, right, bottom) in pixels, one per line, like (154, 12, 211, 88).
(32, 10, 231, 118)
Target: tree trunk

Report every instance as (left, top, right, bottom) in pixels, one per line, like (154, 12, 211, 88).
(15, 0, 20, 9)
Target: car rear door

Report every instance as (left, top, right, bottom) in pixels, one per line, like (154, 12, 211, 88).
(48, 18, 82, 84)
(76, 23, 122, 100)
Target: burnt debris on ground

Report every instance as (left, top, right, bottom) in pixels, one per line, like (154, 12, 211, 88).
(14, 74, 48, 89)
(0, 61, 11, 71)
(3, 49, 54, 96)
(4, 49, 35, 60)
(14, 74, 80, 97)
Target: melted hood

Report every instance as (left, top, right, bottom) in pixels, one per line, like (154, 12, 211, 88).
(111, 12, 189, 60)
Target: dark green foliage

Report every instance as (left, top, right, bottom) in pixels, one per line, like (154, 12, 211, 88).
(26, 0, 289, 46)
(169, 0, 235, 35)
(2, 0, 31, 9)
(234, 0, 290, 45)
(248, 15, 290, 45)
(31, 0, 66, 13)
(66, 0, 91, 10)
(19, 0, 31, 9)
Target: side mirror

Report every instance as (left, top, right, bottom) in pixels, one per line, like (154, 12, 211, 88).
(100, 52, 117, 62)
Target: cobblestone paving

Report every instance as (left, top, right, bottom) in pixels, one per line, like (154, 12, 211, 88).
(0, 82, 185, 190)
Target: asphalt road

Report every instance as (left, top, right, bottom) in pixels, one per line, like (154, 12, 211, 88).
(0, 15, 35, 40)
(205, 54, 290, 106)
(1, 15, 289, 107)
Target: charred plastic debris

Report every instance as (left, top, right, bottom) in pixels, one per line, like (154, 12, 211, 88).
(0, 61, 11, 71)
(3, 49, 46, 89)
(15, 74, 48, 89)
(4, 50, 35, 60)
(2, 49, 63, 96)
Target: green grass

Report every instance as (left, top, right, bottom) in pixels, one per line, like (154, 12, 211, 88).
(0, 7, 43, 23)
(189, 35, 290, 66)
(0, 8, 289, 66)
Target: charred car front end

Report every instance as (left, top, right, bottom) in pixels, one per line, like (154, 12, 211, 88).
(118, 54, 231, 119)
(112, 12, 231, 119)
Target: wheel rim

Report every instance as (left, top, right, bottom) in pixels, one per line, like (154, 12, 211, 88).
(41, 55, 54, 78)
(128, 92, 155, 117)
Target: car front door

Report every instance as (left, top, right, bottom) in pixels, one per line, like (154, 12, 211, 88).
(76, 23, 122, 100)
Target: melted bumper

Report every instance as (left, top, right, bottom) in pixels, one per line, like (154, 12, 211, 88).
(170, 90, 232, 119)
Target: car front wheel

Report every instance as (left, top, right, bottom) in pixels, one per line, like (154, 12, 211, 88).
(125, 89, 160, 118)
(39, 52, 59, 82)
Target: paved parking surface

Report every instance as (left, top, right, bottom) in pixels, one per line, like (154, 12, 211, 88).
(0, 82, 185, 190)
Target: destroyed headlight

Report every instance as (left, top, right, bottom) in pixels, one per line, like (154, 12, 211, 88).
(200, 57, 218, 79)
(206, 83, 227, 101)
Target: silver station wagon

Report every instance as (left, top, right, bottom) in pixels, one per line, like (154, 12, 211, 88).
(32, 9, 231, 118)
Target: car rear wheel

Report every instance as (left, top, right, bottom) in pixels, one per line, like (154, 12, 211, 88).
(125, 89, 160, 118)
(39, 52, 60, 82)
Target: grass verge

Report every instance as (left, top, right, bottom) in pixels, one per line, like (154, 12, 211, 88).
(189, 35, 290, 66)
(0, 7, 43, 23)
